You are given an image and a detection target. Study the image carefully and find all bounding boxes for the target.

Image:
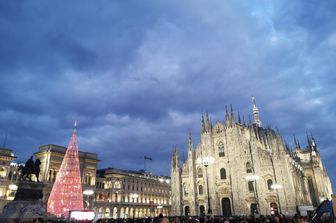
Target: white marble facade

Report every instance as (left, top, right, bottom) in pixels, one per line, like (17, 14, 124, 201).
(170, 98, 333, 217)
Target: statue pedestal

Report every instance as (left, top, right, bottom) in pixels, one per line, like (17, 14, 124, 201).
(0, 181, 46, 222)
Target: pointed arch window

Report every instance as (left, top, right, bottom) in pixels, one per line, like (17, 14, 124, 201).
(246, 162, 252, 173)
(198, 185, 203, 195)
(220, 168, 227, 179)
(248, 181, 254, 192)
(267, 179, 273, 190)
(218, 142, 225, 157)
(197, 168, 203, 178)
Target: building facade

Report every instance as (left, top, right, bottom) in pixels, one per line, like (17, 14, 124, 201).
(0, 148, 17, 210)
(171, 98, 333, 217)
(94, 168, 171, 218)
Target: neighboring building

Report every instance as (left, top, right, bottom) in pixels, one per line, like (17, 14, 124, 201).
(171, 97, 333, 217)
(94, 168, 171, 218)
(0, 148, 17, 210)
(34, 144, 99, 208)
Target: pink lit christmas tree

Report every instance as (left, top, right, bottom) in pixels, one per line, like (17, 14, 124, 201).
(47, 121, 84, 217)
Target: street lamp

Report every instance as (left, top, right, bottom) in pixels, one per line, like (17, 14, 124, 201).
(245, 174, 260, 215)
(196, 156, 215, 215)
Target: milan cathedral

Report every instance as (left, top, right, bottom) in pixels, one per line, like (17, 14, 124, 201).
(171, 97, 333, 217)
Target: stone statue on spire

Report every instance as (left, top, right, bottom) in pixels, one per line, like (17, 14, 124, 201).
(252, 96, 262, 127)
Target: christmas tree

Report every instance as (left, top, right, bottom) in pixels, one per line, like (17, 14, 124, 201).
(47, 121, 84, 217)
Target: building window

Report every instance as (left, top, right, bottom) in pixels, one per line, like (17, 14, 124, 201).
(85, 173, 92, 185)
(197, 168, 203, 178)
(220, 168, 227, 179)
(267, 179, 273, 190)
(198, 185, 203, 195)
(0, 167, 6, 178)
(246, 162, 252, 173)
(218, 142, 225, 157)
(248, 181, 254, 192)
(114, 180, 121, 189)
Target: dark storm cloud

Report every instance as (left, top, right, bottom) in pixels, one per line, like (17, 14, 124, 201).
(0, 0, 335, 190)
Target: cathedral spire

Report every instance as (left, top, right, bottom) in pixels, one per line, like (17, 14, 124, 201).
(252, 96, 262, 127)
(225, 106, 230, 127)
(293, 134, 298, 148)
(230, 104, 235, 125)
(201, 113, 206, 133)
(310, 131, 317, 151)
(306, 131, 312, 150)
(206, 112, 210, 132)
(238, 110, 242, 124)
(188, 130, 193, 151)
(172, 145, 179, 169)
(210, 117, 213, 130)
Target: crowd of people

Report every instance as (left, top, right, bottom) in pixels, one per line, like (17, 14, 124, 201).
(92, 214, 312, 223)
(29, 213, 315, 223)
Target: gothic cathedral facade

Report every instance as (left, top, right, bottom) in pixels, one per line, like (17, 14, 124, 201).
(170, 98, 333, 217)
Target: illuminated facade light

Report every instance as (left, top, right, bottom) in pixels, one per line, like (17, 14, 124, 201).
(245, 175, 260, 181)
(130, 193, 139, 199)
(8, 184, 18, 190)
(196, 156, 215, 166)
(271, 184, 283, 190)
(83, 189, 94, 196)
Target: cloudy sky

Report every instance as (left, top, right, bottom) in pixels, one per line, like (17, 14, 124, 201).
(0, 1, 335, 191)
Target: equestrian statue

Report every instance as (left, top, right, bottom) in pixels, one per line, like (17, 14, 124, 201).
(19, 156, 41, 182)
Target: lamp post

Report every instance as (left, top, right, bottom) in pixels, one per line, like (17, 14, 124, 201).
(197, 156, 215, 215)
(245, 175, 260, 215)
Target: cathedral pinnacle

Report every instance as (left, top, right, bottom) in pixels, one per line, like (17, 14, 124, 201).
(252, 96, 262, 127)
(225, 106, 230, 127)
(230, 104, 235, 125)
(201, 113, 206, 133)
(206, 112, 211, 132)
(293, 134, 298, 148)
(188, 130, 193, 151)
(172, 146, 179, 169)
(310, 131, 317, 151)
(306, 131, 311, 150)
